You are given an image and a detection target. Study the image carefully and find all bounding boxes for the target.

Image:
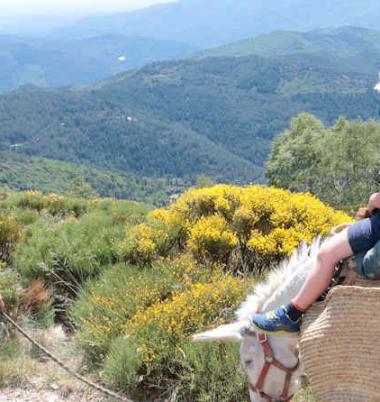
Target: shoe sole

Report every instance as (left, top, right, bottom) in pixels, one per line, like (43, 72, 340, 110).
(251, 322, 300, 335)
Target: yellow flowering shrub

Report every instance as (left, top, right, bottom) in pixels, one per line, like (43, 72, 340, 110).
(188, 214, 238, 263)
(45, 193, 66, 215)
(102, 273, 250, 399)
(71, 263, 184, 360)
(118, 223, 169, 265)
(120, 184, 352, 270)
(21, 191, 46, 211)
(125, 275, 251, 367)
(0, 213, 22, 263)
(72, 256, 236, 360)
(170, 253, 221, 286)
(148, 207, 187, 246)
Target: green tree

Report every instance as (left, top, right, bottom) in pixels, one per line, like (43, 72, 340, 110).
(266, 113, 326, 193)
(70, 177, 98, 199)
(196, 175, 215, 188)
(266, 114, 380, 210)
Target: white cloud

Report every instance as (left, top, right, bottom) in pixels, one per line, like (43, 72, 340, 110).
(0, 0, 175, 15)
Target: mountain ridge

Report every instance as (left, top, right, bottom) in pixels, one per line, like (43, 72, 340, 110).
(0, 33, 195, 92)
(194, 27, 380, 59)
(1, 27, 380, 185)
(52, 0, 380, 47)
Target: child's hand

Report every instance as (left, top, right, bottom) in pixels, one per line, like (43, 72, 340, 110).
(367, 192, 380, 215)
(355, 207, 370, 220)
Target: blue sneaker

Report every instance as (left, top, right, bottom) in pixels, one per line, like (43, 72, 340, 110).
(251, 306, 301, 334)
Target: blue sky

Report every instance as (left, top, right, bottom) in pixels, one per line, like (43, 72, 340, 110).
(0, 0, 176, 15)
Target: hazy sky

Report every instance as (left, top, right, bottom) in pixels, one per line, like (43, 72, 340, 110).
(0, 0, 176, 15)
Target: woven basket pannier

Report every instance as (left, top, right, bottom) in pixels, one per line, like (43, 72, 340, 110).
(300, 280, 380, 402)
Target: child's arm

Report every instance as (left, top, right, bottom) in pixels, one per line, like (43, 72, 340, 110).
(0, 296, 4, 312)
(367, 192, 380, 215)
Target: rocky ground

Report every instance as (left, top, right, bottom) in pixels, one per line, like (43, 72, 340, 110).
(0, 324, 120, 402)
(0, 383, 110, 402)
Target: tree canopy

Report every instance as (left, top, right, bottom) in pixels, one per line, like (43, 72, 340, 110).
(266, 113, 380, 210)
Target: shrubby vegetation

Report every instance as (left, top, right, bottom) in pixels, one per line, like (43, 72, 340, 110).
(12, 197, 148, 296)
(0, 184, 352, 400)
(0, 213, 22, 263)
(119, 184, 350, 271)
(0, 269, 23, 309)
(267, 114, 380, 210)
(73, 257, 250, 400)
(69, 184, 350, 399)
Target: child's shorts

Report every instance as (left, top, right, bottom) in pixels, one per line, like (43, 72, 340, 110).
(347, 211, 380, 254)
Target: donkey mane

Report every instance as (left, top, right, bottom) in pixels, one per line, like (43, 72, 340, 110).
(236, 236, 324, 322)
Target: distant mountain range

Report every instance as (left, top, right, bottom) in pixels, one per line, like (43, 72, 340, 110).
(195, 27, 380, 61)
(0, 34, 194, 92)
(53, 0, 380, 47)
(1, 27, 380, 189)
(1, 0, 380, 92)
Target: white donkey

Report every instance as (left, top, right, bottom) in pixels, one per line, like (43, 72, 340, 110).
(193, 238, 325, 402)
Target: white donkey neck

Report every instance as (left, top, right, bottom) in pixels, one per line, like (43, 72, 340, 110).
(237, 238, 322, 322)
(261, 261, 312, 312)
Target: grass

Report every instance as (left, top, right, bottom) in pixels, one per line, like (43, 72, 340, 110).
(0, 336, 36, 386)
(294, 384, 316, 402)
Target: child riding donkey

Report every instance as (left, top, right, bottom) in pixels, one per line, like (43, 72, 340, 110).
(252, 195, 380, 333)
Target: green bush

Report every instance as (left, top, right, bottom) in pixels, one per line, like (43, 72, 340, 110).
(0, 269, 23, 309)
(90, 198, 149, 225)
(101, 275, 249, 400)
(0, 336, 36, 386)
(12, 207, 40, 226)
(0, 214, 22, 264)
(13, 211, 125, 295)
(177, 342, 248, 402)
(103, 339, 248, 401)
(70, 263, 179, 362)
(4, 191, 88, 217)
(103, 337, 142, 392)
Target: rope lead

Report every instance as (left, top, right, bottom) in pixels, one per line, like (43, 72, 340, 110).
(0, 311, 133, 402)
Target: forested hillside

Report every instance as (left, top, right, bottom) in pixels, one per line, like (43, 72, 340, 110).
(0, 153, 191, 205)
(1, 27, 380, 187)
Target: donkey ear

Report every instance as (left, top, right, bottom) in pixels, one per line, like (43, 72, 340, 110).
(192, 320, 252, 342)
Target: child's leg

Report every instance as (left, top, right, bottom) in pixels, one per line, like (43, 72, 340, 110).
(292, 228, 353, 310)
(251, 214, 380, 334)
(251, 228, 354, 333)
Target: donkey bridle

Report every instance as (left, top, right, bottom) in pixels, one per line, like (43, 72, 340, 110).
(247, 332, 299, 402)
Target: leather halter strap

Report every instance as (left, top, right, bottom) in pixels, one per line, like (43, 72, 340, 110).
(248, 332, 299, 402)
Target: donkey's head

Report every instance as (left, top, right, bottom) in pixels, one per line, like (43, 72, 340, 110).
(193, 321, 302, 402)
(192, 239, 323, 401)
